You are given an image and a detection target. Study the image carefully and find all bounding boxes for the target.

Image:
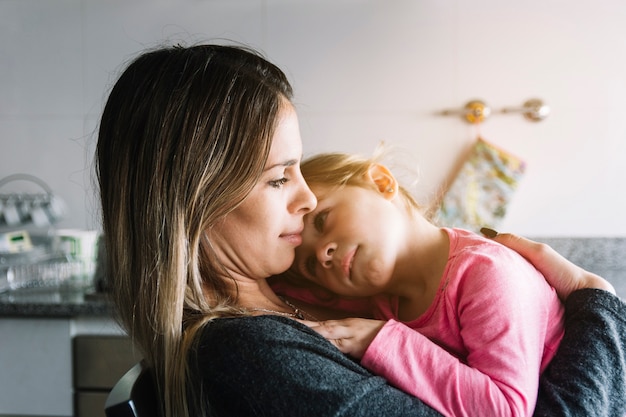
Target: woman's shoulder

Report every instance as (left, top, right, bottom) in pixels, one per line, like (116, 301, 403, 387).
(193, 314, 369, 379)
(195, 315, 346, 363)
(193, 316, 324, 380)
(199, 315, 313, 345)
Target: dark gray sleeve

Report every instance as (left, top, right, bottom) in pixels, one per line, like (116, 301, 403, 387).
(192, 315, 442, 417)
(535, 289, 626, 417)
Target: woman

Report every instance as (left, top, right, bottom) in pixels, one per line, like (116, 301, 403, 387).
(96, 44, 625, 416)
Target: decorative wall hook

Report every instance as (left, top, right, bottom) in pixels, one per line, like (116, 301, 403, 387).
(442, 100, 491, 124)
(441, 98, 550, 124)
(500, 99, 550, 122)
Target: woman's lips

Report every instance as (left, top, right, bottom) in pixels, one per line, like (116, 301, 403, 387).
(342, 248, 356, 278)
(281, 230, 303, 246)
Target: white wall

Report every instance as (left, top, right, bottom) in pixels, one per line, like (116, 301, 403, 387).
(1, 0, 625, 236)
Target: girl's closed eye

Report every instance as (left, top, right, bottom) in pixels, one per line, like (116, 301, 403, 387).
(313, 209, 329, 233)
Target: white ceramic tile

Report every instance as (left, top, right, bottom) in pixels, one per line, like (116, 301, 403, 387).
(1, 0, 626, 236)
(456, 1, 626, 103)
(0, 0, 83, 116)
(265, 0, 457, 113)
(82, 0, 264, 116)
(0, 118, 94, 230)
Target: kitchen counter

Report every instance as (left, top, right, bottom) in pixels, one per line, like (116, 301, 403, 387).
(0, 285, 112, 317)
(0, 237, 624, 320)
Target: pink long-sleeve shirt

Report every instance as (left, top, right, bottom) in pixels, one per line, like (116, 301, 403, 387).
(271, 227, 565, 417)
(362, 228, 565, 417)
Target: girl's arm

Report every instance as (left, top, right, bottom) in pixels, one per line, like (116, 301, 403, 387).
(487, 231, 626, 416)
(310, 247, 557, 417)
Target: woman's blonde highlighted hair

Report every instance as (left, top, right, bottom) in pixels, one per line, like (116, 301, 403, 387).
(96, 44, 293, 416)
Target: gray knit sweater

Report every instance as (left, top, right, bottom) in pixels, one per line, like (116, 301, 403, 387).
(536, 289, 626, 416)
(191, 289, 625, 416)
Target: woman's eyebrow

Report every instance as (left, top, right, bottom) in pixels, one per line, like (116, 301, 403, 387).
(263, 158, 299, 171)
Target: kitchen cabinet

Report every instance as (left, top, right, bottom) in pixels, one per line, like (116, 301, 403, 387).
(0, 316, 127, 417)
(0, 317, 72, 416)
(74, 334, 139, 417)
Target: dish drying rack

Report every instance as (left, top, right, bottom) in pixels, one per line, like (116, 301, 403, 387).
(0, 174, 78, 292)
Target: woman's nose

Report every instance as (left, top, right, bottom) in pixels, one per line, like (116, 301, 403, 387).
(316, 242, 336, 268)
(294, 173, 317, 214)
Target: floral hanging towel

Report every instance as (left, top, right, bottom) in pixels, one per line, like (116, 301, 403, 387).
(435, 138, 526, 232)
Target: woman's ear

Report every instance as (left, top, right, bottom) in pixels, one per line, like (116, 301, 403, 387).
(366, 164, 398, 200)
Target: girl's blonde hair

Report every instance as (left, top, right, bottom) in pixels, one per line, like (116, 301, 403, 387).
(301, 151, 422, 212)
(96, 44, 293, 416)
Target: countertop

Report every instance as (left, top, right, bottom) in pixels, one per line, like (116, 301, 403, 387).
(0, 285, 112, 317)
(1, 237, 624, 319)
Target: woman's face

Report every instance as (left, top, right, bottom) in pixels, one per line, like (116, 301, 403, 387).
(208, 104, 317, 280)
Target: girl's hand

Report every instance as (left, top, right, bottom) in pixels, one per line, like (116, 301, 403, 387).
(300, 318, 386, 360)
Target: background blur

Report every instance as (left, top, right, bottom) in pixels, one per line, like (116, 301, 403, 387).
(1, 0, 625, 236)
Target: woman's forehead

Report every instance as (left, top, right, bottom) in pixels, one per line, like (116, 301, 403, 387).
(266, 104, 302, 166)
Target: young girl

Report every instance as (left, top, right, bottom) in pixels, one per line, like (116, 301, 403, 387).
(280, 151, 565, 417)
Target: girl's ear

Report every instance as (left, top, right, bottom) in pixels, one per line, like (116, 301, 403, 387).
(366, 163, 398, 200)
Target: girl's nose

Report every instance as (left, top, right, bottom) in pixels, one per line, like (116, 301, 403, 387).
(317, 241, 336, 269)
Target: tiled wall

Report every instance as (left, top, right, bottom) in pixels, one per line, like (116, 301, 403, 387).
(2, 0, 626, 237)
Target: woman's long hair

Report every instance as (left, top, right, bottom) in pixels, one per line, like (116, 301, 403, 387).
(96, 44, 293, 416)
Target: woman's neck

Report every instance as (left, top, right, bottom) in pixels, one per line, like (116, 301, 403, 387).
(229, 274, 358, 321)
(236, 277, 288, 310)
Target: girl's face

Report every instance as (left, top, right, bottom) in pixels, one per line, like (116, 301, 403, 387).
(291, 181, 406, 296)
(208, 104, 317, 280)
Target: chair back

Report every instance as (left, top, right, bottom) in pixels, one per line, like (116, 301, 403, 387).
(105, 361, 161, 417)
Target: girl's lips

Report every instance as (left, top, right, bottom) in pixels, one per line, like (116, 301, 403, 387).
(341, 248, 356, 278)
